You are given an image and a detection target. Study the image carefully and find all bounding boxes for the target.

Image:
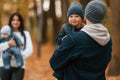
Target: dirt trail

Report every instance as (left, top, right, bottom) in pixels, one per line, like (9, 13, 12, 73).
(24, 42, 56, 80)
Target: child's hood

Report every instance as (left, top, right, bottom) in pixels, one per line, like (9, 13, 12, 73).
(1, 25, 11, 35)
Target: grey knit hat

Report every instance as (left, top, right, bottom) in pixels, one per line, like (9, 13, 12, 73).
(67, 1, 84, 19)
(85, 0, 106, 23)
(1, 25, 11, 35)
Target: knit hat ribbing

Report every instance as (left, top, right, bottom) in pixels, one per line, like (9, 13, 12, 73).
(1, 25, 11, 35)
(67, 2, 84, 19)
(85, 0, 106, 23)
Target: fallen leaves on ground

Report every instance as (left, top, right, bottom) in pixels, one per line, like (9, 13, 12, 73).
(24, 42, 56, 80)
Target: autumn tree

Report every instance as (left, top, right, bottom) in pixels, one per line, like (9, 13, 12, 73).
(107, 0, 120, 76)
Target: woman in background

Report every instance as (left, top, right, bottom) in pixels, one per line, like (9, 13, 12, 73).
(0, 12, 33, 80)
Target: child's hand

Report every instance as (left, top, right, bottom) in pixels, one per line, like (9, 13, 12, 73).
(10, 54, 15, 59)
(82, 23, 86, 27)
(62, 35, 67, 41)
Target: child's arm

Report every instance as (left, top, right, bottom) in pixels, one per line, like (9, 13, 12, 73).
(0, 38, 16, 53)
(56, 28, 66, 45)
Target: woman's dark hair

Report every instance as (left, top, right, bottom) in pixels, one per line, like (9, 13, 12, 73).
(8, 12, 26, 49)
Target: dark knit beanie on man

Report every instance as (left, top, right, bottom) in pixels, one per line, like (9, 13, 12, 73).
(67, 2, 84, 19)
(85, 0, 106, 23)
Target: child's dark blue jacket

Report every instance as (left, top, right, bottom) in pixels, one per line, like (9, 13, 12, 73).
(50, 31, 112, 80)
(56, 23, 83, 45)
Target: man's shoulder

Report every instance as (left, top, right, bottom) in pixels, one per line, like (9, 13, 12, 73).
(68, 31, 90, 43)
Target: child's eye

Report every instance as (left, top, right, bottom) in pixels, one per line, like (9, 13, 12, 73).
(69, 16, 73, 18)
(75, 16, 79, 17)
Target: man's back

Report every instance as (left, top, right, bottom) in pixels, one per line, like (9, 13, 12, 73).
(62, 31, 112, 80)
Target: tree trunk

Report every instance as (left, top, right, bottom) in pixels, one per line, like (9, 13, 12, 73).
(61, 0, 69, 24)
(49, 0, 62, 44)
(80, 0, 91, 9)
(107, 0, 120, 76)
(49, 0, 56, 44)
(42, 11, 48, 43)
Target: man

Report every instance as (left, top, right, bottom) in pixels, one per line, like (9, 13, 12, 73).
(50, 0, 112, 80)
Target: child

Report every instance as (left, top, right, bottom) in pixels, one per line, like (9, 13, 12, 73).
(56, 1, 84, 45)
(0, 25, 24, 69)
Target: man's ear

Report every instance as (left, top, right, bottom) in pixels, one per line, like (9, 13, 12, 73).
(83, 18, 87, 25)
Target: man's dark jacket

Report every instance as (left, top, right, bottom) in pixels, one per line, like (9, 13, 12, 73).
(50, 31, 112, 80)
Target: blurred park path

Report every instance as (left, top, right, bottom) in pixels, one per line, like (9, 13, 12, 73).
(24, 41, 56, 80)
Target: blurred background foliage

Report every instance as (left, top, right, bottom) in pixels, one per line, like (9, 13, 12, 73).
(0, 0, 120, 78)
